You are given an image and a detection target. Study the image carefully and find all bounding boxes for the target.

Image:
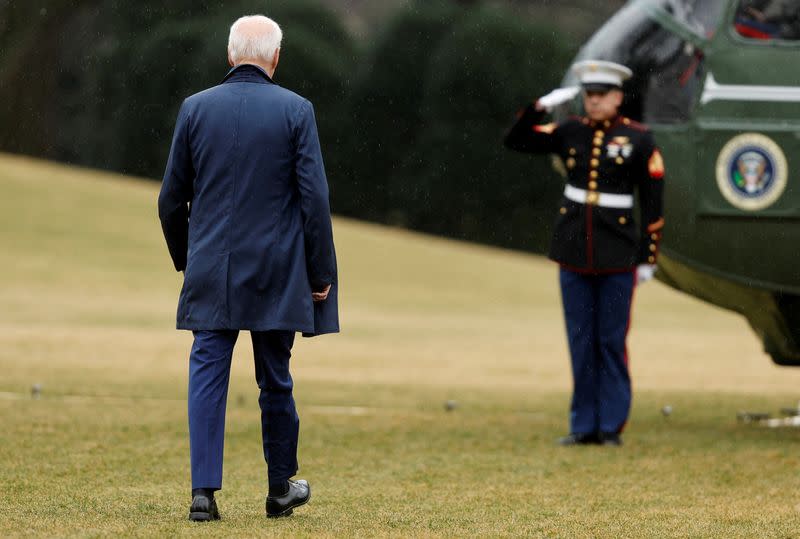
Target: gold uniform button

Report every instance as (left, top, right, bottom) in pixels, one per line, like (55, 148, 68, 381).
(623, 118, 631, 125)
(590, 158, 599, 167)
(586, 192, 599, 205)
(616, 157, 624, 165)
(651, 233, 659, 240)
(648, 256, 656, 263)
(559, 207, 567, 215)
(566, 157, 576, 169)
(589, 170, 598, 179)
(618, 216, 627, 225)
(593, 137, 603, 146)
(595, 130, 604, 137)
(588, 181, 598, 190)
(592, 148, 601, 156)
(569, 148, 576, 156)
(603, 120, 611, 128)
(649, 244, 657, 252)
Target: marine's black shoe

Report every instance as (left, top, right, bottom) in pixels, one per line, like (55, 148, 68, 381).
(599, 432, 623, 446)
(188, 491, 221, 522)
(558, 432, 600, 446)
(266, 479, 311, 518)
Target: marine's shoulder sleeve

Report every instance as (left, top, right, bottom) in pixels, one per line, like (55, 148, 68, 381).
(503, 104, 565, 154)
(629, 119, 665, 264)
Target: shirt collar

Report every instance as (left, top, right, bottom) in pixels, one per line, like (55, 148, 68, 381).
(221, 64, 275, 84)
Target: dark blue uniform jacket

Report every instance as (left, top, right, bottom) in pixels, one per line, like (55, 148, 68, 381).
(158, 64, 338, 336)
(505, 105, 665, 273)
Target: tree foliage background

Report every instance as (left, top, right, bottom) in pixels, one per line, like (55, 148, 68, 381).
(0, 0, 612, 253)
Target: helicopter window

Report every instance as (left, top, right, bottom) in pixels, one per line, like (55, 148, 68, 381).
(618, 25, 705, 124)
(643, 0, 729, 37)
(639, 41, 704, 124)
(735, 0, 800, 40)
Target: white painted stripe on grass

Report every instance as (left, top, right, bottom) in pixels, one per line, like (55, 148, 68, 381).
(0, 391, 381, 415)
(0, 391, 182, 403)
(305, 405, 375, 416)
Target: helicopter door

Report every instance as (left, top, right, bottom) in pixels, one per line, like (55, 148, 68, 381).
(629, 23, 707, 263)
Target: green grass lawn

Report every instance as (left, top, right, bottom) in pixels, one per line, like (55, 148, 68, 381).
(2, 153, 800, 537)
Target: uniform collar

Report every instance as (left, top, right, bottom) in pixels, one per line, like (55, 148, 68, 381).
(583, 114, 622, 130)
(221, 64, 275, 84)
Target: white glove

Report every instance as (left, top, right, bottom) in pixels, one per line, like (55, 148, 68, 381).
(537, 86, 580, 111)
(636, 264, 657, 284)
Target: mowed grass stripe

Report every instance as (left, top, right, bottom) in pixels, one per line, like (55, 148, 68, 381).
(2, 153, 800, 537)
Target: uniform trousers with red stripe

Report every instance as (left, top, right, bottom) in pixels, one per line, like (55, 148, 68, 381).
(559, 268, 636, 436)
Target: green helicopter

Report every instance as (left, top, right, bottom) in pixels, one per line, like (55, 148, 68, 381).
(552, 0, 800, 365)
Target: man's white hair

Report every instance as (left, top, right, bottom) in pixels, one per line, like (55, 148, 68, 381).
(228, 15, 283, 65)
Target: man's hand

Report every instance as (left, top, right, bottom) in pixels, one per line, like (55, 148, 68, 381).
(312, 284, 331, 302)
(537, 86, 580, 112)
(636, 264, 657, 284)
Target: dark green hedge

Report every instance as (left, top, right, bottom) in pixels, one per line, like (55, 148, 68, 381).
(0, 0, 354, 178)
(0, 0, 576, 254)
(341, 1, 575, 251)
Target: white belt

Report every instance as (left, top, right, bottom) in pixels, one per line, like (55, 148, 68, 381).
(564, 185, 634, 208)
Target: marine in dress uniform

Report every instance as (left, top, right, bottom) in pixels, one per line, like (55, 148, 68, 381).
(504, 60, 665, 446)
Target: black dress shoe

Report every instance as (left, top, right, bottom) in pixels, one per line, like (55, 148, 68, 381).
(189, 492, 220, 522)
(558, 432, 600, 446)
(599, 432, 623, 446)
(266, 479, 311, 518)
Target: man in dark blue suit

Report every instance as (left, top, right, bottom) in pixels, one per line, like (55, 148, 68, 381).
(158, 14, 338, 521)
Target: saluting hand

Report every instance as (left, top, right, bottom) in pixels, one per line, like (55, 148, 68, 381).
(312, 284, 332, 302)
(537, 86, 580, 112)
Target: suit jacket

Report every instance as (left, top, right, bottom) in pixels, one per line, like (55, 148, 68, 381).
(158, 64, 339, 336)
(504, 104, 665, 273)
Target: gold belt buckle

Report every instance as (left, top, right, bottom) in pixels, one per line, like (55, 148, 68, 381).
(586, 191, 599, 206)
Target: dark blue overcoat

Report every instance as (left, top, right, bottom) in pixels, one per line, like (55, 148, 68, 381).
(158, 64, 338, 336)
